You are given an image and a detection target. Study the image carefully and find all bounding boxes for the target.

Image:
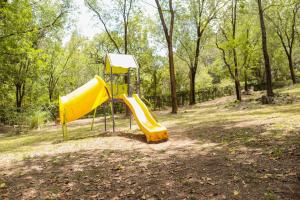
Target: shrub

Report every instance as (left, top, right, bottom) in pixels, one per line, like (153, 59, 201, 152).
(0, 106, 51, 131)
(41, 102, 59, 121)
(27, 110, 50, 129)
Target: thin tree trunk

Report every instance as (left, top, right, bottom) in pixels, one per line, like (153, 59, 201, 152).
(124, 2, 128, 54)
(16, 83, 25, 111)
(155, 0, 177, 113)
(244, 69, 249, 92)
(189, 68, 196, 105)
(16, 86, 21, 110)
(288, 55, 296, 84)
(234, 69, 241, 101)
(168, 42, 178, 113)
(49, 90, 53, 102)
(257, 0, 273, 97)
(232, 0, 241, 101)
(189, 25, 202, 105)
(276, 32, 297, 84)
(235, 80, 241, 100)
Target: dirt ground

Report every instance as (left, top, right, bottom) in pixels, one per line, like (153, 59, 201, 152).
(0, 90, 300, 200)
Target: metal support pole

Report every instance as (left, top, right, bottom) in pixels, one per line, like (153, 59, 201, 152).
(129, 111, 132, 130)
(103, 56, 107, 132)
(62, 123, 65, 139)
(128, 69, 131, 96)
(104, 104, 107, 131)
(137, 63, 141, 96)
(110, 63, 115, 133)
(127, 69, 132, 130)
(90, 107, 97, 131)
(62, 112, 68, 140)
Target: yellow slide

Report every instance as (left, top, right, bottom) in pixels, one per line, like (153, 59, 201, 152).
(59, 75, 109, 123)
(122, 94, 168, 142)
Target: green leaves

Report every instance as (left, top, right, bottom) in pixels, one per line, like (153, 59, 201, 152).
(0, 0, 70, 113)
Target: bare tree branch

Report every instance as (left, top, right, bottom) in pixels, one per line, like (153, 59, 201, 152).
(85, 0, 121, 53)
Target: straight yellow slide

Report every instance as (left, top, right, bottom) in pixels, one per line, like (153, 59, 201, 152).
(122, 94, 168, 142)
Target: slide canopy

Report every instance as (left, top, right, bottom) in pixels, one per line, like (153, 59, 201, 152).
(105, 53, 138, 74)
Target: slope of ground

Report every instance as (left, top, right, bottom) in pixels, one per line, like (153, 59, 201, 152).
(0, 85, 300, 199)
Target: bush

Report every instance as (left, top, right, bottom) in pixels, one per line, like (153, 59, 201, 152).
(272, 80, 293, 88)
(27, 110, 50, 129)
(0, 106, 51, 131)
(41, 102, 59, 121)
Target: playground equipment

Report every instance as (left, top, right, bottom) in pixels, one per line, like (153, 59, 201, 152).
(59, 53, 168, 142)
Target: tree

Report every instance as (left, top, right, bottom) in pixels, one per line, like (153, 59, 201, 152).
(257, 0, 273, 97)
(44, 37, 81, 102)
(121, 0, 133, 54)
(240, 28, 259, 93)
(238, 1, 260, 93)
(0, 0, 70, 109)
(85, 0, 135, 54)
(176, 0, 222, 105)
(266, 1, 300, 84)
(0, 1, 41, 109)
(155, 0, 177, 113)
(216, 0, 242, 101)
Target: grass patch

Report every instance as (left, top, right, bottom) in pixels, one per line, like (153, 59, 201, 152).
(1, 84, 300, 165)
(264, 191, 278, 200)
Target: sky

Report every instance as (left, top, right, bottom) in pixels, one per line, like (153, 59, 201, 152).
(63, 0, 157, 44)
(63, 0, 99, 44)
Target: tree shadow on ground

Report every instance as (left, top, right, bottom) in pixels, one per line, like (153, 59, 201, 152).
(169, 118, 300, 150)
(114, 132, 147, 143)
(0, 146, 299, 200)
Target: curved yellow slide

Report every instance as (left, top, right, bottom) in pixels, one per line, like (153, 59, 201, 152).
(122, 94, 168, 142)
(59, 75, 109, 123)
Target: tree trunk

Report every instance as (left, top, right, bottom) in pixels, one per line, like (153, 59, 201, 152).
(153, 70, 157, 110)
(234, 64, 241, 101)
(16, 84, 25, 111)
(124, 21, 128, 85)
(168, 42, 178, 113)
(49, 90, 53, 102)
(257, 0, 273, 97)
(124, 18, 129, 115)
(288, 55, 296, 84)
(189, 24, 202, 105)
(189, 68, 196, 105)
(235, 80, 241, 101)
(124, 23, 128, 54)
(16, 87, 22, 110)
(244, 69, 249, 92)
(155, 0, 177, 114)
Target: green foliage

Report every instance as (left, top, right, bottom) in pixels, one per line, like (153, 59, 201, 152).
(196, 68, 213, 90)
(0, 106, 52, 130)
(1, 0, 300, 128)
(27, 110, 50, 129)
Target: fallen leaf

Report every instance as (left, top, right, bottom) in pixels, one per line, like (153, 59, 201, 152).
(287, 172, 296, 176)
(233, 190, 239, 196)
(0, 183, 6, 188)
(261, 173, 272, 179)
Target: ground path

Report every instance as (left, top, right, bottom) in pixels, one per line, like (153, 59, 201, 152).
(0, 87, 300, 199)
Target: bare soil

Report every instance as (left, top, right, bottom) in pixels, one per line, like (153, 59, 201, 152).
(0, 92, 300, 200)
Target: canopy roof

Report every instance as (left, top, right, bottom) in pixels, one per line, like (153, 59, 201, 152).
(105, 53, 138, 74)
